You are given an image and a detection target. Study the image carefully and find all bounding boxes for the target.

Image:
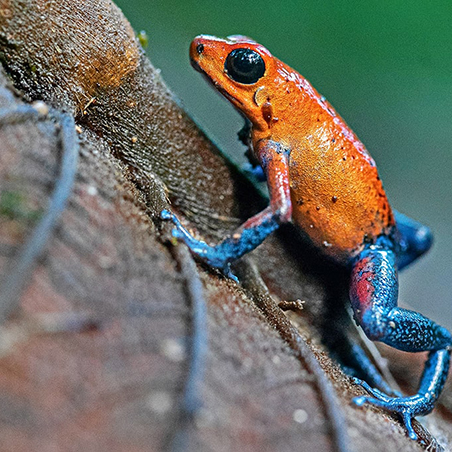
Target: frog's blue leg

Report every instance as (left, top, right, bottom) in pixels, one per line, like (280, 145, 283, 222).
(345, 212, 434, 398)
(395, 210, 433, 270)
(343, 341, 401, 397)
(161, 140, 291, 280)
(349, 242, 452, 440)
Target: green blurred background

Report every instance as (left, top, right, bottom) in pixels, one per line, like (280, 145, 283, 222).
(115, 0, 452, 329)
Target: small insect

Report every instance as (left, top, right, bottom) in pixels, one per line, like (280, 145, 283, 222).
(161, 35, 451, 440)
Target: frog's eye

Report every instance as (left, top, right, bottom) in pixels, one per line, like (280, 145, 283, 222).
(225, 48, 265, 84)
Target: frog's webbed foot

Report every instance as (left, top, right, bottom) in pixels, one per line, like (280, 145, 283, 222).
(352, 377, 430, 440)
(161, 209, 239, 281)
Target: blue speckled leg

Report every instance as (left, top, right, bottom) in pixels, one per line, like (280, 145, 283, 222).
(394, 210, 433, 270)
(161, 140, 291, 281)
(161, 207, 281, 281)
(345, 341, 401, 397)
(350, 242, 452, 440)
(346, 212, 434, 401)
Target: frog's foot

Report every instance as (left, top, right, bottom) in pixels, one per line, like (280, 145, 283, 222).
(160, 209, 238, 282)
(352, 377, 431, 440)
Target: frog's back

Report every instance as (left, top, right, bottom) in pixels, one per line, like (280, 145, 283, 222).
(267, 61, 396, 262)
(288, 130, 395, 263)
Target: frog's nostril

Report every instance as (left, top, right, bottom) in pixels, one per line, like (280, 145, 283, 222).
(196, 43, 204, 55)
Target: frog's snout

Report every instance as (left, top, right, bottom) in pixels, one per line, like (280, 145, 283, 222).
(189, 37, 205, 72)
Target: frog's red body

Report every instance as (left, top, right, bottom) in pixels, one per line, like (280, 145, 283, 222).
(189, 36, 394, 263)
(162, 35, 452, 440)
(264, 62, 394, 262)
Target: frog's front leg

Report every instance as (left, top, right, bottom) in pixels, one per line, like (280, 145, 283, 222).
(349, 243, 452, 439)
(161, 140, 292, 279)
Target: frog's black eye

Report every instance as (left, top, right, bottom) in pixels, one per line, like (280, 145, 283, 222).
(225, 48, 265, 84)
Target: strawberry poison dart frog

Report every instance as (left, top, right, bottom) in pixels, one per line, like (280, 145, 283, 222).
(161, 35, 451, 439)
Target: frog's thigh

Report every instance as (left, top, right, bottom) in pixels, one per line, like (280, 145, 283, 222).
(394, 210, 433, 270)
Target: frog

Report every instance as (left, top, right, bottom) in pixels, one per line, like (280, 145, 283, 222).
(161, 35, 451, 440)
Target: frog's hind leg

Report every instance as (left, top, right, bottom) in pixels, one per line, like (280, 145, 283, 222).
(340, 340, 401, 397)
(349, 243, 452, 440)
(322, 303, 400, 396)
(395, 210, 433, 270)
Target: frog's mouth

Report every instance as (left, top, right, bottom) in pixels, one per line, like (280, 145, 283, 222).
(191, 57, 244, 108)
(190, 57, 202, 73)
(215, 84, 244, 108)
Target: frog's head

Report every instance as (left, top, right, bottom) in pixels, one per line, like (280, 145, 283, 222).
(190, 35, 278, 131)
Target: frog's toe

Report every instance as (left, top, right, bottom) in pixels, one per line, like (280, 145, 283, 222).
(352, 377, 391, 401)
(352, 395, 363, 407)
(222, 263, 239, 283)
(160, 209, 173, 221)
(161, 209, 183, 230)
(353, 394, 392, 409)
(402, 413, 417, 441)
(171, 227, 184, 240)
(353, 395, 372, 407)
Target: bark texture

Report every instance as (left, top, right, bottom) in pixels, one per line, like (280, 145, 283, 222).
(0, 1, 451, 451)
